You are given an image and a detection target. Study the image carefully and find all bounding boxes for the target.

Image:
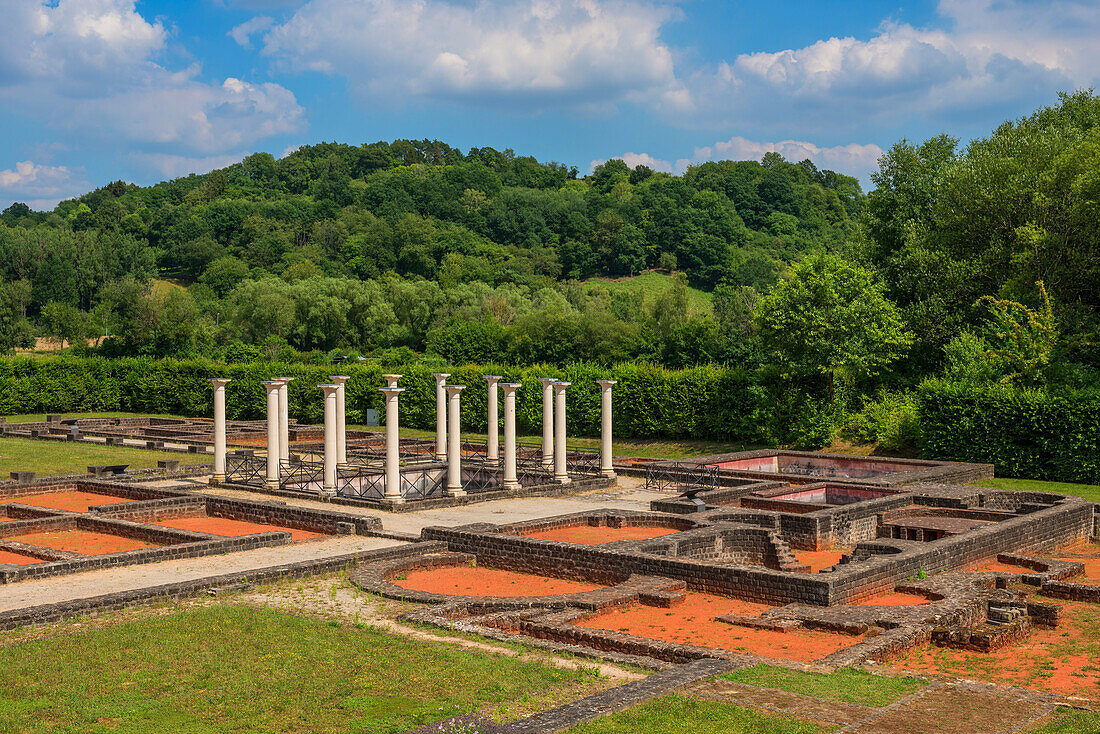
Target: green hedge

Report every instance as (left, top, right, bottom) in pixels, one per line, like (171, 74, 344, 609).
(917, 379, 1100, 484)
(0, 356, 832, 446)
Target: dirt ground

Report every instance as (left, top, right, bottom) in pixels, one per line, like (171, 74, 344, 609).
(393, 565, 603, 597)
(521, 524, 678, 545)
(151, 515, 327, 542)
(9, 529, 156, 554)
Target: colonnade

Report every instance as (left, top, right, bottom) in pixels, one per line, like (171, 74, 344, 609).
(208, 373, 618, 497)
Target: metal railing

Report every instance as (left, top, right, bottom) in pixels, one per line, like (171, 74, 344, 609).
(644, 461, 719, 493)
(225, 452, 266, 486)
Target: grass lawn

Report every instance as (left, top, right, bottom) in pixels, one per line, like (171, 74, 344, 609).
(0, 436, 210, 477)
(564, 694, 830, 734)
(719, 665, 926, 707)
(2, 412, 178, 424)
(969, 477, 1100, 504)
(0, 605, 603, 734)
(1033, 709, 1100, 733)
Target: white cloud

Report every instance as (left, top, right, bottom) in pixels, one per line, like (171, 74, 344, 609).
(0, 1, 305, 153)
(590, 151, 674, 173)
(0, 160, 89, 209)
(228, 16, 274, 49)
(248, 0, 687, 112)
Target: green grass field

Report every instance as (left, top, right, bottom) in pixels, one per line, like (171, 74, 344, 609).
(970, 477, 1100, 504)
(719, 665, 926, 707)
(0, 436, 210, 477)
(582, 271, 713, 316)
(0, 605, 603, 734)
(564, 694, 829, 734)
(1033, 709, 1100, 733)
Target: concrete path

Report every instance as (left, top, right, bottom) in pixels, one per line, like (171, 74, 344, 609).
(0, 535, 403, 613)
(155, 475, 668, 537)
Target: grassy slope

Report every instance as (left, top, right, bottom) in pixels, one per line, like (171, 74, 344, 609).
(583, 271, 713, 316)
(970, 477, 1100, 504)
(720, 666, 925, 707)
(0, 436, 210, 476)
(0, 605, 600, 734)
(565, 694, 829, 734)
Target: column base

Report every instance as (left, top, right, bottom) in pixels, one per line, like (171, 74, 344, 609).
(209, 473, 226, 485)
(446, 488, 467, 497)
(601, 470, 617, 480)
(555, 474, 571, 485)
(266, 479, 281, 490)
(503, 480, 521, 491)
(435, 454, 447, 463)
(383, 495, 406, 505)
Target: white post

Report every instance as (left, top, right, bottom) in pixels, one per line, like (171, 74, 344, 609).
(383, 373, 401, 388)
(538, 377, 556, 470)
(501, 383, 520, 490)
(381, 386, 404, 502)
(433, 373, 450, 462)
(330, 375, 349, 466)
(597, 379, 618, 479)
(553, 381, 571, 484)
(445, 384, 466, 496)
(485, 375, 501, 462)
(209, 378, 230, 484)
(275, 377, 292, 465)
(321, 384, 339, 493)
(262, 381, 281, 488)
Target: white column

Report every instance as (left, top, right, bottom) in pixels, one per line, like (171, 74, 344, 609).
(381, 386, 404, 502)
(262, 381, 281, 488)
(485, 375, 501, 462)
(433, 373, 450, 462)
(330, 376, 349, 466)
(321, 384, 339, 492)
(383, 373, 401, 388)
(538, 377, 556, 469)
(553, 381, 571, 484)
(445, 384, 466, 496)
(501, 383, 520, 490)
(597, 379, 618, 479)
(209, 378, 230, 484)
(275, 377, 292, 465)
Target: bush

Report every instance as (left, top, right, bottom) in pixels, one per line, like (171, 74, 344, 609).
(916, 379, 1100, 484)
(843, 391, 920, 453)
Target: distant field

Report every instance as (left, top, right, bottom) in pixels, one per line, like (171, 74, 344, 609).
(971, 477, 1100, 504)
(583, 271, 713, 317)
(0, 436, 209, 476)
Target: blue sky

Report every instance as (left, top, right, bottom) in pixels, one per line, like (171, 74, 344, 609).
(2, 0, 1098, 209)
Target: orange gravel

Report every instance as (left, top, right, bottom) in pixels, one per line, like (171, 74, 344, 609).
(855, 591, 932, 606)
(892, 598, 1100, 699)
(523, 525, 678, 545)
(576, 592, 861, 662)
(4, 491, 133, 512)
(793, 549, 847, 573)
(10, 529, 156, 555)
(0, 549, 42, 565)
(964, 559, 1033, 574)
(393, 565, 601, 597)
(152, 516, 325, 542)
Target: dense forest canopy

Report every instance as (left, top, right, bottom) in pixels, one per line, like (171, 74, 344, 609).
(0, 92, 1096, 393)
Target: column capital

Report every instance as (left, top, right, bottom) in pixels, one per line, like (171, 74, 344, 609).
(499, 382, 521, 392)
(553, 381, 571, 390)
(596, 379, 618, 388)
(209, 378, 231, 387)
(329, 375, 350, 385)
(319, 383, 341, 394)
(261, 380, 281, 391)
(432, 372, 451, 381)
(444, 384, 466, 394)
(379, 386, 405, 395)
(382, 373, 401, 383)
(484, 375, 503, 384)
(273, 376, 293, 383)
(537, 377, 558, 387)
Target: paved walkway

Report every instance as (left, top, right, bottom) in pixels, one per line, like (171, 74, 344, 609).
(0, 535, 403, 613)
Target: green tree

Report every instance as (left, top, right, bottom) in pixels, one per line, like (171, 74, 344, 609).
(755, 252, 912, 399)
(40, 301, 87, 349)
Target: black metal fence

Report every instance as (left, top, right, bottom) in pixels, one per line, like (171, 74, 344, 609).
(644, 462, 719, 493)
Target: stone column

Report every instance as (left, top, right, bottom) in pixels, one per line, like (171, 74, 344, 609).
(445, 384, 466, 496)
(501, 383, 520, 490)
(321, 384, 340, 493)
(262, 381, 281, 488)
(330, 376, 349, 466)
(597, 379, 618, 479)
(209, 378, 230, 484)
(553, 381, 571, 484)
(381, 386, 404, 502)
(433, 373, 450, 461)
(485, 375, 501, 463)
(538, 377, 556, 469)
(383, 374, 401, 388)
(275, 377, 293, 466)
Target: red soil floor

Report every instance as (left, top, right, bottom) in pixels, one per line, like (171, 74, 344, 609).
(10, 529, 156, 555)
(576, 592, 862, 662)
(152, 516, 325, 542)
(0, 549, 42, 565)
(793, 549, 847, 573)
(892, 597, 1100, 699)
(855, 591, 932, 606)
(4, 491, 133, 512)
(522, 525, 679, 545)
(393, 565, 602, 597)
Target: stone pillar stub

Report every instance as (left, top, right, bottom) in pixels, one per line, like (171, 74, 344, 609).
(597, 379, 617, 479)
(262, 381, 281, 488)
(445, 384, 466, 496)
(330, 376, 349, 466)
(538, 377, 557, 470)
(501, 383, 520, 490)
(553, 381, 571, 484)
(381, 386, 405, 503)
(209, 378, 230, 484)
(433, 373, 450, 462)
